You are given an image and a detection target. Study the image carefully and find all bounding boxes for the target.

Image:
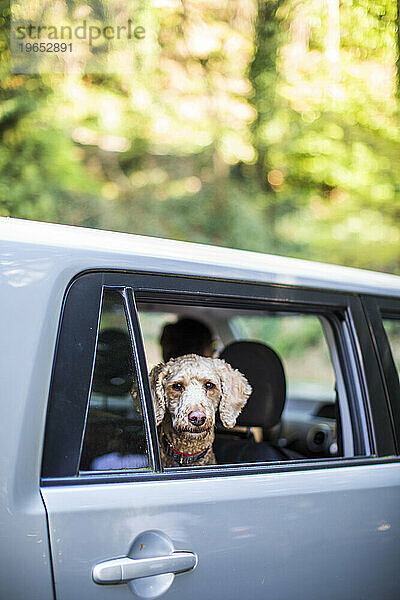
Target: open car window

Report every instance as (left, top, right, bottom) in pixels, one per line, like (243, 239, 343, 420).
(43, 274, 380, 481)
(137, 301, 349, 465)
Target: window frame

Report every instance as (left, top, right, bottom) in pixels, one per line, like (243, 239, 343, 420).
(41, 270, 395, 485)
(362, 295, 400, 454)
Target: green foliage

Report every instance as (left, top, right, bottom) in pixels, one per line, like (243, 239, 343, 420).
(1, 0, 400, 275)
(0, 5, 102, 223)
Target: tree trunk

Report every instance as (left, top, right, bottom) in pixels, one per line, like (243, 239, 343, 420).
(325, 0, 340, 66)
(249, 0, 283, 251)
(397, 0, 400, 97)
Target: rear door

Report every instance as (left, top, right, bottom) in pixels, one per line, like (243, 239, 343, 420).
(41, 272, 400, 600)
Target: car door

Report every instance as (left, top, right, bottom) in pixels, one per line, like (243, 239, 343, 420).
(41, 272, 400, 600)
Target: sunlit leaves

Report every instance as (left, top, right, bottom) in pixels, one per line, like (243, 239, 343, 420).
(1, 0, 400, 274)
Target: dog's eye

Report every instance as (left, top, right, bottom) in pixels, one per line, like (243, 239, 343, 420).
(172, 382, 183, 391)
(205, 381, 216, 390)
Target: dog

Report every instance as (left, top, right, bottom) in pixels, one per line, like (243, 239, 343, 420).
(149, 354, 252, 467)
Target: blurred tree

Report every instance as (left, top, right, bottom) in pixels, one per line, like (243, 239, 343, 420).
(248, 0, 400, 271)
(248, 0, 285, 251)
(397, 0, 400, 95)
(1, 0, 400, 273)
(0, 0, 103, 224)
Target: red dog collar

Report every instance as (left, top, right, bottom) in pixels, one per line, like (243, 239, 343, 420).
(163, 436, 210, 466)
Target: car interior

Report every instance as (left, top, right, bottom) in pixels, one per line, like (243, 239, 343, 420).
(79, 290, 344, 472)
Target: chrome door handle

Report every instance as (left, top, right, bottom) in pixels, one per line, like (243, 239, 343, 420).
(93, 551, 198, 584)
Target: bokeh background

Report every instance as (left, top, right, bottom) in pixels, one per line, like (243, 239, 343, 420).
(1, 0, 400, 273)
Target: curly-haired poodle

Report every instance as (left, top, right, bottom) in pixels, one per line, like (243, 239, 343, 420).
(149, 354, 252, 467)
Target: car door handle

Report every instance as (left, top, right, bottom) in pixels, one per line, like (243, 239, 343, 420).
(93, 551, 198, 584)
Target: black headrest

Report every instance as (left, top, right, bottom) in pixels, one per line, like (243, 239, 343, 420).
(92, 329, 133, 396)
(219, 341, 286, 429)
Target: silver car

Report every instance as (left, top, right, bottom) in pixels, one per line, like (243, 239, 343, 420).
(1, 217, 400, 599)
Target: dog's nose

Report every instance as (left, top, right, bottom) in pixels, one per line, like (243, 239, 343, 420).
(188, 410, 206, 426)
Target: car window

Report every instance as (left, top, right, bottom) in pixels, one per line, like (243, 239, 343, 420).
(79, 289, 150, 472)
(137, 302, 348, 465)
(43, 274, 379, 480)
(382, 317, 400, 380)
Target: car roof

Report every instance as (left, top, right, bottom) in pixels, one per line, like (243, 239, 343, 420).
(1, 217, 400, 297)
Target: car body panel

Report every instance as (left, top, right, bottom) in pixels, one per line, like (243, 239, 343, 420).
(42, 463, 400, 600)
(2, 217, 400, 297)
(0, 226, 58, 598)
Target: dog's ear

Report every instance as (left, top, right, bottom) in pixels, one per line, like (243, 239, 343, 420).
(149, 362, 168, 426)
(213, 358, 252, 428)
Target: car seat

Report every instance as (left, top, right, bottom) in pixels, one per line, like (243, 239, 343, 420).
(214, 341, 301, 463)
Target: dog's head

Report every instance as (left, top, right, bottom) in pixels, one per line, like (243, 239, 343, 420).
(149, 354, 252, 437)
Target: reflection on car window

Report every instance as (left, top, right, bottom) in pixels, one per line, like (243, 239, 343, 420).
(79, 290, 150, 472)
(383, 318, 400, 380)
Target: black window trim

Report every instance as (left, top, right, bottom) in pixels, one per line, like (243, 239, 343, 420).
(135, 292, 367, 457)
(362, 295, 400, 454)
(41, 270, 394, 484)
(123, 287, 162, 472)
(42, 455, 400, 487)
(41, 272, 103, 479)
